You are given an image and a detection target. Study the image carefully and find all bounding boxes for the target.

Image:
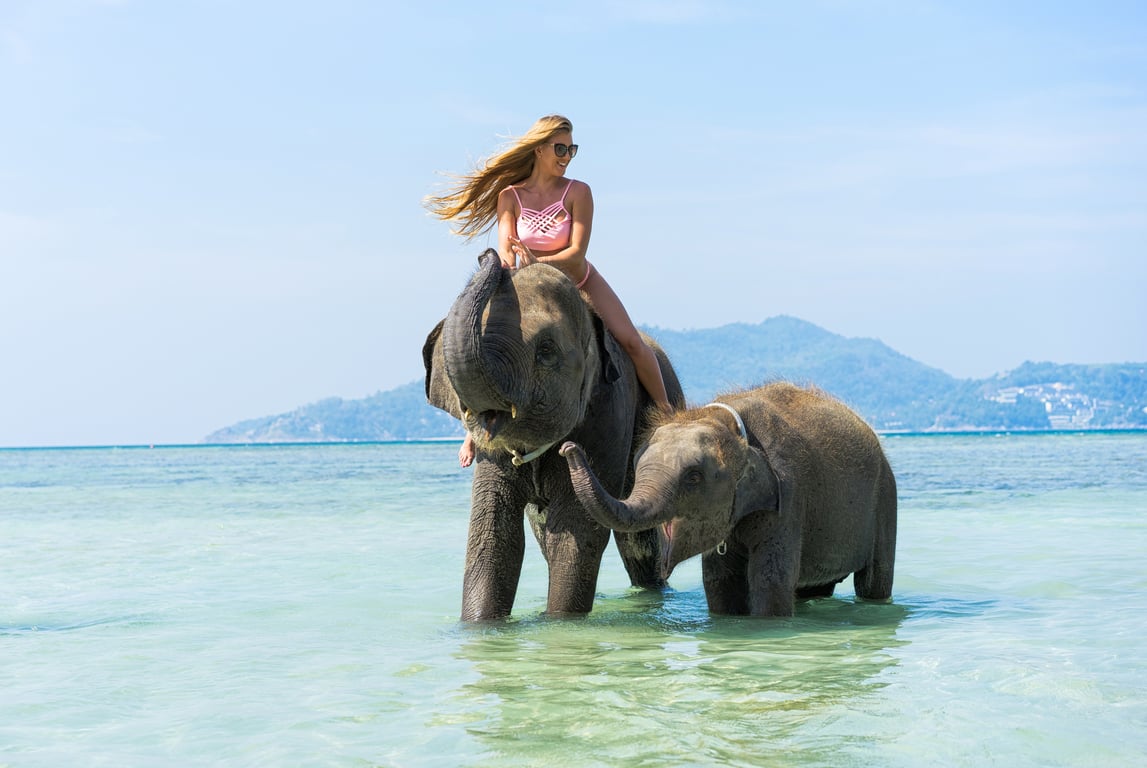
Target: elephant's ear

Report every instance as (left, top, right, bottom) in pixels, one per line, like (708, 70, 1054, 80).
(423, 319, 462, 419)
(733, 445, 780, 522)
(422, 319, 443, 400)
(593, 312, 622, 384)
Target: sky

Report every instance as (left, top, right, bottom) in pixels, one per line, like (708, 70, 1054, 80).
(1, 0, 1144, 447)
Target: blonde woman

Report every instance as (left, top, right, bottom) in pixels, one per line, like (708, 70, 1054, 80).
(426, 114, 672, 467)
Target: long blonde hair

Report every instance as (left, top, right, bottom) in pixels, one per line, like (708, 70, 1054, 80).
(424, 114, 573, 240)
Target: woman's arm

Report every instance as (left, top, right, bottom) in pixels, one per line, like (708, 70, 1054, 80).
(495, 187, 520, 268)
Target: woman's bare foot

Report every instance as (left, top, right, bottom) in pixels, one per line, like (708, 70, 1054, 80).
(459, 433, 475, 468)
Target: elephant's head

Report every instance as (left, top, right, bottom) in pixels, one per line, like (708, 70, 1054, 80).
(560, 404, 780, 577)
(425, 249, 601, 462)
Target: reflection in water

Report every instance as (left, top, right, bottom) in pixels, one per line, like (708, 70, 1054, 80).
(444, 590, 910, 767)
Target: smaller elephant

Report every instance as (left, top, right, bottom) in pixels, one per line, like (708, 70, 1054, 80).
(560, 382, 897, 617)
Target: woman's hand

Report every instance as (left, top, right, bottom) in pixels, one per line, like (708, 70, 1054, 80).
(510, 237, 537, 267)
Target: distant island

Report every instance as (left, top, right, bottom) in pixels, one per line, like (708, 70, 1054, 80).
(203, 316, 1147, 443)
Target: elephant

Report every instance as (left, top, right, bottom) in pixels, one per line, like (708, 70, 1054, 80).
(559, 382, 897, 617)
(423, 249, 685, 621)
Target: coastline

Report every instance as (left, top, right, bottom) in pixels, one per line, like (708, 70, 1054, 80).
(4, 427, 1146, 452)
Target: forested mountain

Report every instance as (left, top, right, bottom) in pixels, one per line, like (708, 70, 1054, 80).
(203, 317, 1147, 443)
(205, 382, 462, 443)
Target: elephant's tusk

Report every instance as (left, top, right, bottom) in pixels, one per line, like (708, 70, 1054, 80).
(511, 404, 518, 419)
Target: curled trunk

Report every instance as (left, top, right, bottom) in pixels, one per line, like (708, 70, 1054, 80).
(560, 441, 673, 532)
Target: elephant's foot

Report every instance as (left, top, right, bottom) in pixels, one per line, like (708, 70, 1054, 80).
(854, 562, 894, 600)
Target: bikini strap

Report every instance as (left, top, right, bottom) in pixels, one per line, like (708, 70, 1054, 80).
(559, 179, 573, 204)
(510, 185, 523, 208)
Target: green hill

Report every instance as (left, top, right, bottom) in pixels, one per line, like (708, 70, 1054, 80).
(653, 316, 959, 430)
(204, 382, 464, 443)
(203, 317, 1147, 443)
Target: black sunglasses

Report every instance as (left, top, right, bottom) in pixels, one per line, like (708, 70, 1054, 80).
(549, 142, 579, 158)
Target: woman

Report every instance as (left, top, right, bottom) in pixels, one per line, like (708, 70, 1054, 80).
(426, 114, 672, 468)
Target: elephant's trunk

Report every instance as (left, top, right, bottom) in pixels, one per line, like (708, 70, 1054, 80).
(560, 441, 674, 533)
(441, 250, 529, 438)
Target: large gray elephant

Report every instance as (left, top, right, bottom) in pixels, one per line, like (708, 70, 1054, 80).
(560, 382, 897, 617)
(423, 249, 685, 621)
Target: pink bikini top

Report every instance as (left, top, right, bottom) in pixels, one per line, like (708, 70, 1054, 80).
(512, 180, 573, 251)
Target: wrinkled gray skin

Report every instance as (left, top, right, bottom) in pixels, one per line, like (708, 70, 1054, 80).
(423, 249, 684, 621)
(561, 382, 897, 617)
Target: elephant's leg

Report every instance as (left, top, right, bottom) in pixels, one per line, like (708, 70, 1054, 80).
(538, 499, 612, 615)
(748, 574, 798, 616)
(460, 463, 528, 621)
(854, 489, 897, 601)
(613, 529, 666, 589)
(746, 541, 799, 617)
(733, 515, 799, 616)
(701, 548, 750, 615)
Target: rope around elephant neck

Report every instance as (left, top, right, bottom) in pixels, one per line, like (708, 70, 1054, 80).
(703, 402, 747, 440)
(510, 441, 557, 467)
(703, 401, 746, 559)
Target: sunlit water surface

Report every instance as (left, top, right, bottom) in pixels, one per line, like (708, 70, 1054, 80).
(2, 433, 1145, 766)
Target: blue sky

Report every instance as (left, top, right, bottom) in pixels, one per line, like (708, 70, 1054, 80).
(2, 1, 1144, 446)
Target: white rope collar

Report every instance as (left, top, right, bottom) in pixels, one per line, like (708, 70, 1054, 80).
(704, 401, 748, 559)
(703, 401, 747, 440)
(510, 440, 557, 466)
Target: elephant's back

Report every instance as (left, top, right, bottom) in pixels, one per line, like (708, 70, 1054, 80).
(734, 382, 881, 460)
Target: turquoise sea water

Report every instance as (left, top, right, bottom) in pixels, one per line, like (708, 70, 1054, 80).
(2, 433, 1146, 767)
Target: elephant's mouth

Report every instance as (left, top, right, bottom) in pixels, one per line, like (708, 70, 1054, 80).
(465, 394, 575, 447)
(470, 407, 514, 442)
(658, 520, 677, 580)
(467, 405, 553, 461)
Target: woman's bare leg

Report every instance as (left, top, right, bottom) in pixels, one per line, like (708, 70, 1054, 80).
(459, 432, 475, 468)
(581, 269, 672, 411)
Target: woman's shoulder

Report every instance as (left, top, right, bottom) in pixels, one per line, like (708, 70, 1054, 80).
(566, 178, 592, 198)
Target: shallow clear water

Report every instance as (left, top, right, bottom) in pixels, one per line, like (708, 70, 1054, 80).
(2, 433, 1145, 766)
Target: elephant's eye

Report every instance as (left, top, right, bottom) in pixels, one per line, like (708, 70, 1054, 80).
(684, 469, 704, 488)
(535, 339, 560, 368)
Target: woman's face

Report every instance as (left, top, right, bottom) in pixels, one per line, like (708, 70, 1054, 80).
(536, 130, 575, 176)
